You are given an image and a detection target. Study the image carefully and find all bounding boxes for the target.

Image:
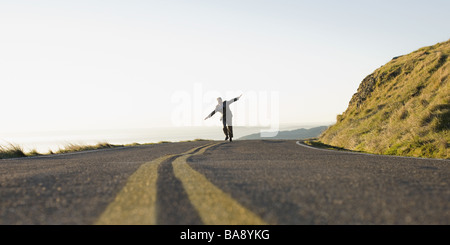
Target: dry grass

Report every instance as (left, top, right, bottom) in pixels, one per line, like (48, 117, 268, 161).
(0, 142, 123, 159)
(0, 139, 211, 159)
(56, 142, 123, 154)
(0, 144, 27, 159)
(320, 39, 450, 159)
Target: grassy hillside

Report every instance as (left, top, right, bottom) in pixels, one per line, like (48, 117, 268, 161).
(319, 39, 449, 159)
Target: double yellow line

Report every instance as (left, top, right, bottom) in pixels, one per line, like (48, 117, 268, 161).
(95, 142, 267, 225)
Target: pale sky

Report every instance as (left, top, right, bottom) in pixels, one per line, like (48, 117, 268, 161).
(1, 0, 449, 133)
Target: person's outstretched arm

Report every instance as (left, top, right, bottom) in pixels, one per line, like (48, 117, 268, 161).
(228, 94, 242, 105)
(204, 110, 216, 120)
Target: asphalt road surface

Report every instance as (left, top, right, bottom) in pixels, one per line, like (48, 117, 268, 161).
(0, 140, 448, 225)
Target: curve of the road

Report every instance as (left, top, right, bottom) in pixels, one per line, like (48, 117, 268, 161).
(1, 140, 448, 225)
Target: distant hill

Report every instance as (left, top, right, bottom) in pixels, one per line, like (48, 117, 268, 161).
(239, 126, 328, 140)
(319, 39, 449, 159)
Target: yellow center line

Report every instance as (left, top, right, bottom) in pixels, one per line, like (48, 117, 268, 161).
(94, 143, 214, 225)
(95, 142, 267, 225)
(95, 154, 171, 225)
(172, 144, 268, 225)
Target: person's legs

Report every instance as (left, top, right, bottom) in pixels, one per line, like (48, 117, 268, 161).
(223, 127, 229, 140)
(228, 125, 233, 142)
(222, 118, 229, 141)
(227, 115, 233, 142)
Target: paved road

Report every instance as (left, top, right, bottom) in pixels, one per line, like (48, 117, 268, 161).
(0, 140, 449, 225)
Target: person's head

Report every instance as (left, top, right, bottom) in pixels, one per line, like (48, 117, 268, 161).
(217, 97, 222, 104)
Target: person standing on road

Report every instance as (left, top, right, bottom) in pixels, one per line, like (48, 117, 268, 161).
(204, 94, 242, 142)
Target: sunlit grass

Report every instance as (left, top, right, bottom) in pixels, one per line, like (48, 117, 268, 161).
(319, 39, 450, 159)
(56, 142, 123, 154)
(0, 144, 27, 159)
(0, 139, 211, 159)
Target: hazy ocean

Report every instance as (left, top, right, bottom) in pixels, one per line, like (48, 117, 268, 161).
(0, 124, 322, 154)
